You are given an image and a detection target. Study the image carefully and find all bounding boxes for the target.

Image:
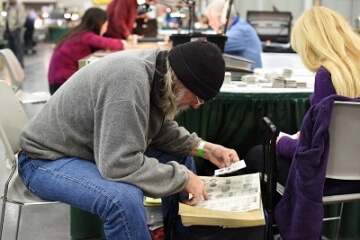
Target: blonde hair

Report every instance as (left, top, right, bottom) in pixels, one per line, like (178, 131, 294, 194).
(291, 6, 360, 98)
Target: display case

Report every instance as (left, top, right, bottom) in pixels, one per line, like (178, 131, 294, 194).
(246, 11, 293, 44)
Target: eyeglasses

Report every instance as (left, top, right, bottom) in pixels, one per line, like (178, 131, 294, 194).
(196, 96, 205, 106)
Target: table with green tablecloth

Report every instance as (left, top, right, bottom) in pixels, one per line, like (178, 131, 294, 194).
(70, 88, 360, 239)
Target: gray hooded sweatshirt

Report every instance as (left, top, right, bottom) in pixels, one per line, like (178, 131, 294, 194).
(19, 47, 200, 198)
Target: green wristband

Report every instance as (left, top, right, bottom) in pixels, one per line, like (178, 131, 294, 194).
(197, 140, 206, 158)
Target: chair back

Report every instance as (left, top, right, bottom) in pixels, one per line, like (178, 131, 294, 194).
(0, 48, 25, 91)
(261, 117, 278, 208)
(261, 117, 278, 240)
(0, 80, 28, 165)
(326, 101, 360, 180)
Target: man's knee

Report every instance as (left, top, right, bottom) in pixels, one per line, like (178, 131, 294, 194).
(100, 183, 145, 220)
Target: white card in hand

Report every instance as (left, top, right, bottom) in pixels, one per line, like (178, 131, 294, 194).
(214, 160, 246, 176)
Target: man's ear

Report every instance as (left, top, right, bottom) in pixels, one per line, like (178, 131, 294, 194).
(172, 75, 179, 85)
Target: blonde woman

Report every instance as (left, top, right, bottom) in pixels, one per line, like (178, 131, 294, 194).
(277, 6, 360, 160)
(245, 7, 360, 189)
(273, 7, 360, 239)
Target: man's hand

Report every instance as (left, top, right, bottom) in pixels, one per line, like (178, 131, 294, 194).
(208, 144, 240, 168)
(182, 170, 209, 206)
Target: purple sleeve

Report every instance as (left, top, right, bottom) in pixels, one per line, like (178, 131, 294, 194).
(276, 136, 298, 158)
(309, 67, 336, 105)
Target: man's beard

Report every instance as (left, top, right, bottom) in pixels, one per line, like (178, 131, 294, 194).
(175, 103, 190, 116)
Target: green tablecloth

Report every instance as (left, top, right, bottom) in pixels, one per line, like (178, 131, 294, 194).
(70, 91, 360, 239)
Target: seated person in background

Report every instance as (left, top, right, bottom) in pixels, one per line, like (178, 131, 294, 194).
(18, 41, 241, 239)
(104, 0, 138, 40)
(205, 0, 263, 70)
(48, 7, 126, 95)
(245, 6, 360, 194)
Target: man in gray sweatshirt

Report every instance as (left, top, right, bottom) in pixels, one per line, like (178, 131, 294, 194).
(18, 41, 240, 239)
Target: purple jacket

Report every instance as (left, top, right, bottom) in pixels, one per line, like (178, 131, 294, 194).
(48, 31, 123, 86)
(276, 67, 336, 158)
(274, 95, 360, 240)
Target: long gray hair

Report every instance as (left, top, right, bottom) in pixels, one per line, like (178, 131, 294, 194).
(158, 59, 189, 119)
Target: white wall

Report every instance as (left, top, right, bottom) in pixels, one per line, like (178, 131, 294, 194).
(231, 0, 360, 28)
(322, 0, 360, 27)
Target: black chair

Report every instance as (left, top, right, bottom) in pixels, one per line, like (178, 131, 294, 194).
(261, 117, 278, 240)
(0, 81, 59, 240)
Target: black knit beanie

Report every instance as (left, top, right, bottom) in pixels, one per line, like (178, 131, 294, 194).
(168, 41, 225, 101)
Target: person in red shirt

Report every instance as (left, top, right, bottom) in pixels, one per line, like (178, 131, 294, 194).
(105, 0, 138, 40)
(48, 7, 125, 94)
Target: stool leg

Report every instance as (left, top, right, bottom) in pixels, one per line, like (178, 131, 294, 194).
(14, 205, 22, 240)
(334, 202, 344, 240)
(0, 198, 7, 240)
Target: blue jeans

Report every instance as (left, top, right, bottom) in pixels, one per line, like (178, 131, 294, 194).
(144, 147, 196, 239)
(18, 148, 196, 240)
(18, 152, 151, 240)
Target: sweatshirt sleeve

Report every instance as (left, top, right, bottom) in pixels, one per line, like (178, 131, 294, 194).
(276, 136, 298, 158)
(93, 98, 189, 198)
(150, 118, 201, 156)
